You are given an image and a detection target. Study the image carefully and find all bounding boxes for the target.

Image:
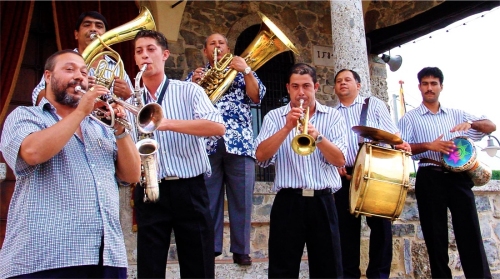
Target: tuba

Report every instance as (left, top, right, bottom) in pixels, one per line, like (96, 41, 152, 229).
(198, 12, 299, 104)
(80, 6, 157, 129)
(291, 99, 316, 156)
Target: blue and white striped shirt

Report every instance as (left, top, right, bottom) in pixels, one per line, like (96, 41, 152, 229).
(128, 75, 224, 179)
(32, 48, 133, 105)
(0, 99, 127, 278)
(398, 103, 487, 167)
(255, 101, 347, 192)
(334, 95, 399, 167)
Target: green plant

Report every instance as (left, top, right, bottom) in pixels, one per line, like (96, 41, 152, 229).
(492, 170, 500, 180)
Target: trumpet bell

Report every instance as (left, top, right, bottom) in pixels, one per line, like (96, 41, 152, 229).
(291, 134, 316, 156)
(137, 103, 164, 134)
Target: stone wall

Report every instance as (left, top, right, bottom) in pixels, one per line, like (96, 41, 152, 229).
(162, 0, 399, 108)
(120, 180, 500, 278)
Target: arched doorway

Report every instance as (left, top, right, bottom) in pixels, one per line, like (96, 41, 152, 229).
(234, 24, 295, 182)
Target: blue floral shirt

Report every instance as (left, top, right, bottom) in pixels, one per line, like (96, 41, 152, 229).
(186, 63, 266, 158)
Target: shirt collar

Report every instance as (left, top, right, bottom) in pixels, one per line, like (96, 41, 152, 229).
(417, 102, 448, 115)
(334, 94, 365, 109)
(144, 74, 167, 98)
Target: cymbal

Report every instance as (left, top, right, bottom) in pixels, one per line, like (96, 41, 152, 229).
(351, 126, 403, 145)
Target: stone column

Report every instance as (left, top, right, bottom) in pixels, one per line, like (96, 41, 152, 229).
(330, 0, 371, 97)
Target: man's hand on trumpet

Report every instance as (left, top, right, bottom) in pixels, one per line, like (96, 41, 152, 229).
(76, 84, 109, 116)
(285, 106, 305, 130)
(191, 67, 205, 83)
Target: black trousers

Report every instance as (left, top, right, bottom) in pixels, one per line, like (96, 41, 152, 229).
(268, 189, 343, 278)
(134, 175, 215, 278)
(415, 167, 491, 279)
(334, 170, 393, 279)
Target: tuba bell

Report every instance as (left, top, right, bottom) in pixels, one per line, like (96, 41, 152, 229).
(291, 99, 316, 156)
(198, 12, 299, 104)
(82, 6, 156, 84)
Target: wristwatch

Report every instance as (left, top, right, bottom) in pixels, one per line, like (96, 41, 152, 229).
(466, 120, 473, 127)
(243, 66, 252, 75)
(316, 134, 324, 144)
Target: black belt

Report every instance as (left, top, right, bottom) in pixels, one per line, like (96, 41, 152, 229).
(419, 158, 443, 166)
(279, 188, 332, 197)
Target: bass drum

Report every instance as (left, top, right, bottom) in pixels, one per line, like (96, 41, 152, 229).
(350, 143, 410, 220)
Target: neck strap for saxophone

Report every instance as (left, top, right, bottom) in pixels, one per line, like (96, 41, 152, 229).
(143, 76, 169, 105)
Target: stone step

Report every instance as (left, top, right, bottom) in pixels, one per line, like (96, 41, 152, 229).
(127, 258, 312, 278)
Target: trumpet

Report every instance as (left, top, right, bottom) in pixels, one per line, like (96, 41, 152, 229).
(291, 99, 316, 156)
(74, 86, 164, 134)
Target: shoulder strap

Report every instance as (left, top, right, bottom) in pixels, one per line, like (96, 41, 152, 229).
(359, 97, 370, 126)
(143, 77, 170, 105)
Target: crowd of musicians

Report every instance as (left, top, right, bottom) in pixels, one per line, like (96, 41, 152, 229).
(0, 10, 497, 279)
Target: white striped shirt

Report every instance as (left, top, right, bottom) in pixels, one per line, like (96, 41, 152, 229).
(334, 95, 399, 167)
(255, 101, 347, 192)
(32, 48, 133, 105)
(128, 75, 224, 179)
(398, 103, 487, 167)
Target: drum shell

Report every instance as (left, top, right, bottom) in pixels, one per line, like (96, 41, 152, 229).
(350, 143, 410, 220)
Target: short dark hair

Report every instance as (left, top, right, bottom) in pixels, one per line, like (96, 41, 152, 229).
(134, 30, 168, 50)
(417, 67, 444, 84)
(44, 49, 82, 71)
(334, 69, 361, 83)
(75, 11, 109, 31)
(287, 63, 317, 84)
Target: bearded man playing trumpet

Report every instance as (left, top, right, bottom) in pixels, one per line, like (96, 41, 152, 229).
(0, 49, 141, 278)
(255, 63, 346, 278)
(185, 33, 266, 265)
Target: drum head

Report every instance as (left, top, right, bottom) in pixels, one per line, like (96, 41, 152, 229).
(442, 136, 477, 172)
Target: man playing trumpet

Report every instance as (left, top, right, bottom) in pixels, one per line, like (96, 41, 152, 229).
(255, 63, 346, 278)
(0, 49, 141, 278)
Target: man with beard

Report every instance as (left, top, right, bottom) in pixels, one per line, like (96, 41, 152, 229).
(398, 67, 495, 278)
(0, 49, 141, 278)
(32, 11, 133, 106)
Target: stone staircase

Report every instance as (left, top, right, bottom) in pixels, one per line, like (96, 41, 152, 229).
(120, 180, 500, 279)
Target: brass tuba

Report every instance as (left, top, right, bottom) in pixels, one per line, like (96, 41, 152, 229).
(198, 12, 299, 104)
(80, 6, 157, 130)
(291, 99, 316, 156)
(82, 6, 156, 83)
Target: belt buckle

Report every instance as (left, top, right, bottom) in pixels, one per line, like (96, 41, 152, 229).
(302, 189, 314, 197)
(164, 176, 179, 180)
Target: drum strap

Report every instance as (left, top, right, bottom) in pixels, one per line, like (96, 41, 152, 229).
(359, 97, 370, 126)
(358, 97, 371, 144)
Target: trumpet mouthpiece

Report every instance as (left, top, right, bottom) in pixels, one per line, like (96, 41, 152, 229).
(75, 86, 85, 94)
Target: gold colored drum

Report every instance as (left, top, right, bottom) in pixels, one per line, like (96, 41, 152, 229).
(350, 143, 410, 220)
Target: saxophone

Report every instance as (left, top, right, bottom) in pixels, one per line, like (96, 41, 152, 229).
(134, 64, 161, 203)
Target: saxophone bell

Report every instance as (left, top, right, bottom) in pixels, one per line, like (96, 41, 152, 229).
(136, 138, 160, 203)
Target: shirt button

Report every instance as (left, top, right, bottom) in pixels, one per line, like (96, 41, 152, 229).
(91, 164, 95, 168)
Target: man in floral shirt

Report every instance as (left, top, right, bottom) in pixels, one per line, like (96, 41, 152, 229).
(186, 33, 266, 265)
